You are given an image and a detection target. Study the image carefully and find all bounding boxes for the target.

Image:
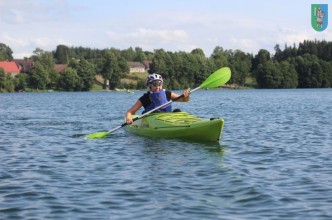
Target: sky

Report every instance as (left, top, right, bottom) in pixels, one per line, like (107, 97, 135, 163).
(0, 0, 331, 59)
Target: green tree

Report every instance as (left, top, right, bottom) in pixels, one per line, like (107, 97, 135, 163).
(4, 73, 15, 92)
(0, 43, 13, 61)
(101, 51, 128, 90)
(31, 48, 58, 90)
(252, 49, 271, 74)
(310, 61, 323, 87)
(320, 60, 332, 87)
(273, 44, 283, 61)
(57, 67, 81, 91)
(150, 49, 171, 74)
(280, 60, 298, 88)
(121, 47, 136, 61)
(48, 70, 60, 90)
(15, 73, 29, 91)
(134, 47, 147, 62)
(75, 59, 96, 91)
(144, 51, 154, 61)
(256, 61, 283, 88)
(210, 46, 228, 69)
(115, 56, 129, 89)
(295, 54, 323, 88)
(136, 79, 146, 89)
(229, 50, 252, 85)
(191, 48, 206, 57)
(0, 67, 17, 92)
(0, 68, 5, 91)
(174, 52, 194, 88)
(30, 61, 50, 90)
(190, 51, 210, 86)
(54, 45, 70, 64)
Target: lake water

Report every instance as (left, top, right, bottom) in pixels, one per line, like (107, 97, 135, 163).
(1, 89, 332, 219)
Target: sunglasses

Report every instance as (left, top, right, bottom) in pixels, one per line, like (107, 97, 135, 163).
(150, 81, 163, 87)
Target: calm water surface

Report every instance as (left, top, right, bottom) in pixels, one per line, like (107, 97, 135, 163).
(1, 89, 332, 219)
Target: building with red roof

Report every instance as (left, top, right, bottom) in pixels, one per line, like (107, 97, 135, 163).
(0, 61, 20, 77)
(14, 59, 33, 73)
(54, 64, 68, 73)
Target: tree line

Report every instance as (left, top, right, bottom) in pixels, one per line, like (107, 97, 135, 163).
(0, 39, 331, 92)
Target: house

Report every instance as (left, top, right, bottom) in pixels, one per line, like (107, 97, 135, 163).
(14, 59, 33, 73)
(54, 64, 68, 73)
(0, 61, 20, 77)
(128, 62, 146, 73)
(142, 60, 152, 72)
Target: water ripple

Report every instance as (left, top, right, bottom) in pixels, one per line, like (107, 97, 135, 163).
(1, 90, 332, 219)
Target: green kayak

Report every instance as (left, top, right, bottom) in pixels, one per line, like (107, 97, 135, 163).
(125, 112, 224, 142)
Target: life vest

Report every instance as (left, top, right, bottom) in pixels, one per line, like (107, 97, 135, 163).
(142, 89, 172, 114)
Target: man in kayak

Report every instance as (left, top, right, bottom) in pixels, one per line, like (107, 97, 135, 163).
(125, 73, 190, 124)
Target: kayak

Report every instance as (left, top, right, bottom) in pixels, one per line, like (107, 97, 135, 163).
(125, 112, 224, 142)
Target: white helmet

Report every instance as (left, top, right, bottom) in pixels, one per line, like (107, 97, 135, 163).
(146, 73, 163, 85)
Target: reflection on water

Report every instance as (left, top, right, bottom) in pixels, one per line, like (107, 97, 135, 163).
(0, 89, 332, 219)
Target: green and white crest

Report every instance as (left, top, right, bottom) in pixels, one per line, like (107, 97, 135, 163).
(311, 4, 328, 32)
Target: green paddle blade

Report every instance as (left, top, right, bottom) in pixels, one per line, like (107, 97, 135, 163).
(85, 131, 110, 139)
(199, 67, 231, 89)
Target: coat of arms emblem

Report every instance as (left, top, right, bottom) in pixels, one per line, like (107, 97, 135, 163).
(311, 4, 328, 32)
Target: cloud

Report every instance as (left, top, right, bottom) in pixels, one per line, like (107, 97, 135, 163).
(274, 26, 332, 50)
(1, 0, 330, 58)
(1, 9, 26, 25)
(230, 38, 260, 53)
(107, 28, 188, 43)
(105, 28, 190, 52)
(130, 28, 188, 43)
(0, 0, 80, 26)
(2, 33, 69, 58)
(2, 34, 29, 47)
(31, 37, 69, 50)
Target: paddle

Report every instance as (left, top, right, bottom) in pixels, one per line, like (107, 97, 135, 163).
(85, 67, 231, 139)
